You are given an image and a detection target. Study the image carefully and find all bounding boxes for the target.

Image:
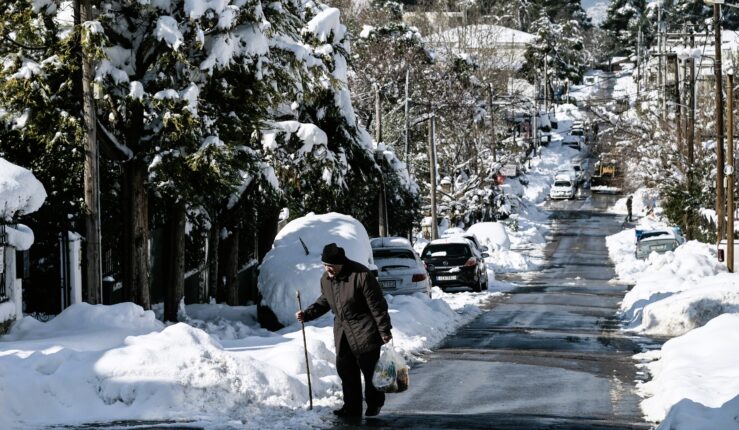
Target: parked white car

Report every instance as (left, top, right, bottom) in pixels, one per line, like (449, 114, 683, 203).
(549, 175, 576, 200)
(634, 228, 686, 259)
(370, 237, 431, 296)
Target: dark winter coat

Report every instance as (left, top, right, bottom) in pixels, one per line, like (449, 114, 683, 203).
(626, 198, 633, 210)
(303, 259, 392, 355)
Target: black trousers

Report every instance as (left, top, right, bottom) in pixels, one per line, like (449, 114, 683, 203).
(336, 334, 384, 413)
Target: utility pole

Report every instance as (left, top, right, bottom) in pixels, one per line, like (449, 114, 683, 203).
(404, 68, 410, 168)
(489, 83, 496, 162)
(727, 72, 734, 272)
(714, 3, 726, 246)
(544, 55, 549, 113)
(689, 30, 695, 167)
(673, 54, 682, 152)
(637, 29, 642, 99)
(77, 0, 102, 304)
(658, 6, 664, 118)
(428, 109, 438, 240)
(375, 84, 388, 237)
(374, 84, 383, 145)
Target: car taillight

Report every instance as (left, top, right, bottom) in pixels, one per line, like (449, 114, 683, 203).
(412, 273, 427, 282)
(463, 257, 477, 267)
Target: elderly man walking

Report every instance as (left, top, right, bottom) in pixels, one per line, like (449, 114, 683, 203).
(296, 243, 393, 419)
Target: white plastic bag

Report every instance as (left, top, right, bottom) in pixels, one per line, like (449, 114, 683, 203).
(372, 344, 409, 393)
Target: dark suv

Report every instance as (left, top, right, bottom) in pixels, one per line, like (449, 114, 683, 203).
(420, 238, 488, 292)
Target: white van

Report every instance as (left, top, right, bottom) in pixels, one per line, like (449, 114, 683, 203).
(549, 174, 576, 200)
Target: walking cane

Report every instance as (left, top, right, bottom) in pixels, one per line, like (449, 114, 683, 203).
(296, 291, 314, 410)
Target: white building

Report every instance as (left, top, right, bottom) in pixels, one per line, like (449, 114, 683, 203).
(425, 24, 536, 71)
(0, 158, 47, 332)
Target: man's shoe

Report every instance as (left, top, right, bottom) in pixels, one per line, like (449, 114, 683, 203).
(365, 405, 382, 417)
(333, 407, 362, 418)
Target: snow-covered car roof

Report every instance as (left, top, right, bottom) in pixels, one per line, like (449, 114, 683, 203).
(258, 212, 375, 326)
(428, 237, 475, 246)
(440, 227, 466, 237)
(370, 236, 413, 250)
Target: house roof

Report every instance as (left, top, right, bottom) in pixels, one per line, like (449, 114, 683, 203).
(426, 24, 535, 48)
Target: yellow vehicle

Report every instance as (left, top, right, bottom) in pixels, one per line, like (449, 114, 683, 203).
(591, 159, 622, 192)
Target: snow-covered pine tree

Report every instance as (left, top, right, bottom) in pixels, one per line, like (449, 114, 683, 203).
(601, 0, 647, 56)
(1, 0, 419, 316)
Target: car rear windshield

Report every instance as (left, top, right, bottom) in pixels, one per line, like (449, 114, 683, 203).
(422, 244, 471, 259)
(640, 231, 670, 240)
(554, 181, 572, 187)
(373, 249, 416, 260)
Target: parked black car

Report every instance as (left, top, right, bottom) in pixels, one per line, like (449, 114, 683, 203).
(420, 238, 489, 292)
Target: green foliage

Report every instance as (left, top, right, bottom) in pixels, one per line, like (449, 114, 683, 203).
(659, 159, 715, 242)
(523, 10, 586, 84)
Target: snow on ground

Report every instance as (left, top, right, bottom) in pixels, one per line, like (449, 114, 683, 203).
(0, 289, 492, 429)
(636, 314, 739, 428)
(606, 220, 726, 335)
(606, 203, 739, 429)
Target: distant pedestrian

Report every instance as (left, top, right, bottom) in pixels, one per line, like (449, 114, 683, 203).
(296, 243, 392, 419)
(626, 195, 633, 222)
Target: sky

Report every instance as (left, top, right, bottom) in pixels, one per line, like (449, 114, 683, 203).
(582, 0, 609, 25)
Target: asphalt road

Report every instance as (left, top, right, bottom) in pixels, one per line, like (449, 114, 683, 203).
(336, 195, 658, 430)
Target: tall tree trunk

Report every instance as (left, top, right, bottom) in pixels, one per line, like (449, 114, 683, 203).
(224, 228, 240, 306)
(123, 161, 150, 309)
(207, 217, 219, 302)
(78, 0, 102, 305)
(163, 201, 186, 322)
(121, 164, 134, 304)
(257, 205, 280, 263)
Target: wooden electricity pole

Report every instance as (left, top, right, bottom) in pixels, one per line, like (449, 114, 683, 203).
(714, 4, 726, 246)
(727, 73, 735, 272)
(375, 84, 388, 237)
(489, 83, 496, 162)
(428, 109, 438, 240)
(77, 0, 102, 304)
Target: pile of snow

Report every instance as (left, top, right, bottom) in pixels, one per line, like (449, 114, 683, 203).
(606, 222, 727, 336)
(637, 313, 739, 427)
(467, 222, 510, 250)
(607, 214, 739, 429)
(0, 281, 494, 428)
(258, 212, 374, 327)
(0, 157, 47, 222)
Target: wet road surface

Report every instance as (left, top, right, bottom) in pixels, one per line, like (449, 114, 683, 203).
(337, 196, 658, 429)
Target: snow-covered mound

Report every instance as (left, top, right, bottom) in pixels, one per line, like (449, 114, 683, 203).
(634, 273, 739, 336)
(0, 284, 493, 428)
(606, 222, 727, 335)
(466, 222, 510, 250)
(0, 157, 47, 221)
(637, 313, 739, 426)
(258, 212, 375, 327)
